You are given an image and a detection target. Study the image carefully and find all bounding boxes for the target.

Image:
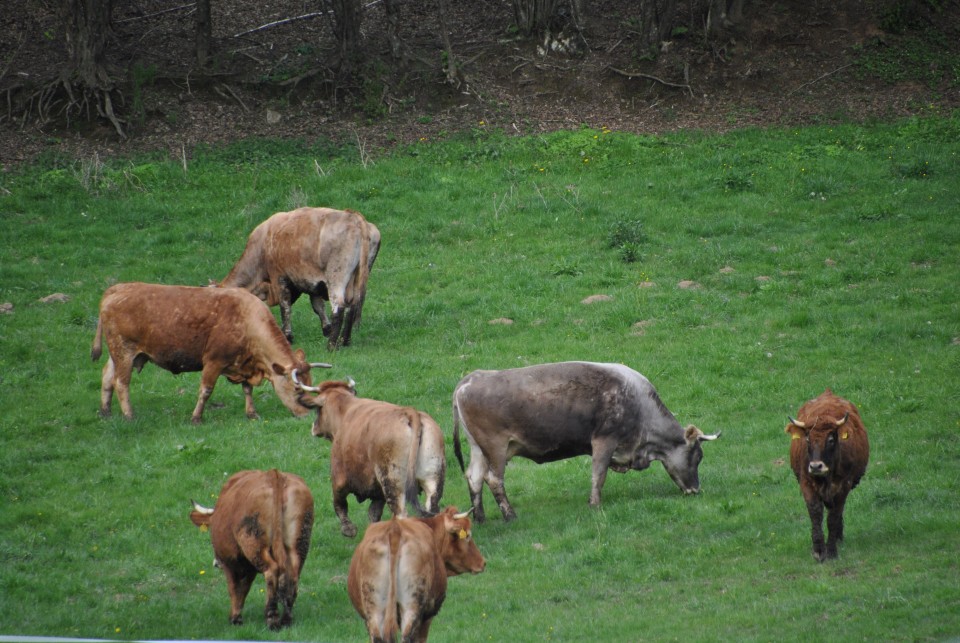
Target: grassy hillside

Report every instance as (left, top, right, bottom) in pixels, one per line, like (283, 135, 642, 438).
(0, 115, 958, 641)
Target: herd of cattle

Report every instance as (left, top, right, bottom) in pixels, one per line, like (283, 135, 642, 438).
(90, 206, 871, 640)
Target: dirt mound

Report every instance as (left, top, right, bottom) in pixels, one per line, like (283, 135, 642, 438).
(1, 0, 957, 169)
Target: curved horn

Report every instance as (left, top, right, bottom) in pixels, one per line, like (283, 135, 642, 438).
(191, 500, 214, 515)
(698, 430, 721, 442)
(347, 377, 357, 392)
(835, 412, 849, 427)
(310, 362, 333, 369)
(787, 416, 807, 429)
(291, 368, 321, 393)
(453, 507, 474, 520)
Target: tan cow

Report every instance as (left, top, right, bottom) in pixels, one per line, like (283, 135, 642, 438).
(348, 507, 485, 642)
(296, 380, 446, 537)
(189, 469, 314, 630)
(91, 282, 330, 423)
(219, 207, 381, 350)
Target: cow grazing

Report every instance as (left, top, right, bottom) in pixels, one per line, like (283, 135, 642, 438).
(189, 469, 314, 630)
(785, 388, 870, 562)
(91, 282, 330, 423)
(348, 506, 485, 642)
(296, 379, 446, 538)
(452, 361, 721, 522)
(219, 207, 381, 350)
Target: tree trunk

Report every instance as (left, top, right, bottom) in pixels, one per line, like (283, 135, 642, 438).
(512, 0, 561, 36)
(331, 0, 362, 71)
(60, 0, 124, 137)
(196, 0, 213, 68)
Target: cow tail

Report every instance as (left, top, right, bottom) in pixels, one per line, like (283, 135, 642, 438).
(405, 408, 427, 517)
(383, 524, 402, 641)
(452, 392, 466, 473)
(270, 470, 290, 573)
(352, 220, 371, 325)
(91, 316, 103, 361)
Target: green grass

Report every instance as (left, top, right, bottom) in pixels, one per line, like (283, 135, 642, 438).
(1, 115, 959, 642)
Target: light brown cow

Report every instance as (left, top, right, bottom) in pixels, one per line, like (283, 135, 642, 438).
(296, 380, 446, 537)
(219, 207, 381, 350)
(348, 507, 485, 642)
(189, 469, 314, 630)
(786, 388, 870, 562)
(91, 282, 330, 423)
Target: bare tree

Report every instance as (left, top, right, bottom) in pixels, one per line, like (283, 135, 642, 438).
(512, 0, 584, 37)
(57, 0, 124, 137)
(327, 0, 363, 71)
(196, 0, 213, 68)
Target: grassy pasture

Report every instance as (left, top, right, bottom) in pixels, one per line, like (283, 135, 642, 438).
(0, 115, 958, 642)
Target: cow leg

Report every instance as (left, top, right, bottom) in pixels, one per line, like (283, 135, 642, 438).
(484, 456, 517, 522)
(241, 381, 259, 420)
(106, 351, 137, 420)
(333, 487, 357, 538)
(413, 616, 436, 643)
(326, 305, 345, 351)
(464, 447, 489, 523)
(309, 293, 332, 337)
(260, 556, 284, 630)
(805, 498, 827, 562)
(825, 493, 848, 560)
(223, 564, 257, 626)
(340, 306, 357, 347)
(99, 357, 117, 418)
(368, 497, 387, 523)
(278, 279, 295, 344)
(191, 365, 220, 424)
(589, 439, 618, 507)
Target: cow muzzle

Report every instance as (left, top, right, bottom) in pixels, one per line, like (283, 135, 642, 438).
(807, 461, 829, 477)
(683, 486, 701, 495)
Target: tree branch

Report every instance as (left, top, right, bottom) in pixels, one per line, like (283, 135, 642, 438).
(608, 66, 694, 98)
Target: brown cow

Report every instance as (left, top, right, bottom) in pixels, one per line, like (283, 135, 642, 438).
(296, 380, 446, 538)
(189, 469, 314, 630)
(785, 388, 870, 562)
(348, 507, 485, 642)
(91, 282, 330, 423)
(219, 207, 381, 350)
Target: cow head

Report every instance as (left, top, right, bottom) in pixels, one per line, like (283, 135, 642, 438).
(786, 413, 850, 477)
(271, 351, 332, 416)
(435, 507, 486, 577)
(294, 379, 357, 438)
(659, 425, 721, 495)
(189, 500, 215, 529)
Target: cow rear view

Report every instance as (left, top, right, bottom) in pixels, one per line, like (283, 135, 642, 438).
(348, 507, 485, 642)
(785, 389, 870, 561)
(189, 469, 314, 629)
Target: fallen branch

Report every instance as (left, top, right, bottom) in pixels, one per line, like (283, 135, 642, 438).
(787, 63, 853, 96)
(608, 66, 694, 98)
(115, 3, 196, 23)
(233, 12, 327, 38)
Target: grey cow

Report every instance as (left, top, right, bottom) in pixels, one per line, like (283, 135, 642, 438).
(452, 361, 721, 522)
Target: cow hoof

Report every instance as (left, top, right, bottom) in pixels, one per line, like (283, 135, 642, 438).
(341, 523, 358, 538)
(246, 412, 260, 421)
(230, 615, 243, 626)
(98, 408, 111, 419)
(191, 416, 203, 425)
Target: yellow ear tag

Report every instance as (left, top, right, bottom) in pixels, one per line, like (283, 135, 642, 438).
(791, 434, 801, 440)
(199, 524, 209, 533)
(841, 431, 849, 440)
(458, 528, 467, 540)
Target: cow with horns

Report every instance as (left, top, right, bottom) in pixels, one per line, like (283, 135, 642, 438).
(348, 507, 486, 642)
(91, 282, 331, 423)
(189, 469, 315, 630)
(295, 379, 447, 537)
(785, 388, 870, 562)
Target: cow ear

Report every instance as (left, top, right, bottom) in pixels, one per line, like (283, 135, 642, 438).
(293, 348, 306, 362)
(785, 421, 805, 440)
(684, 425, 703, 446)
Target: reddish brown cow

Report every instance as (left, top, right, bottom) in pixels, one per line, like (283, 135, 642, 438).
(219, 207, 381, 350)
(189, 469, 314, 630)
(348, 507, 485, 642)
(785, 388, 870, 562)
(296, 380, 446, 538)
(91, 282, 330, 423)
